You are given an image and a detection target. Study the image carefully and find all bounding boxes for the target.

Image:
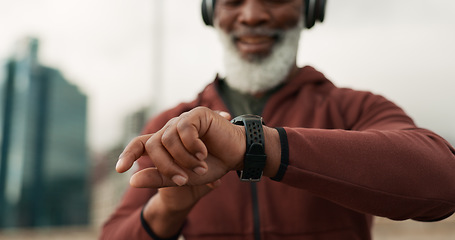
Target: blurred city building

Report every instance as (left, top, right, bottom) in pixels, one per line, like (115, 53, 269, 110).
(0, 38, 90, 228)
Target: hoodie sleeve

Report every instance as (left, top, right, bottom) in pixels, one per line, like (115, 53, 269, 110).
(277, 90, 455, 221)
(100, 175, 158, 240)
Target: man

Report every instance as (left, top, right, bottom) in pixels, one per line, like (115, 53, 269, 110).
(101, 0, 455, 239)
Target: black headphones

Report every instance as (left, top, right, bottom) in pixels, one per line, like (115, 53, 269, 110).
(201, 0, 326, 29)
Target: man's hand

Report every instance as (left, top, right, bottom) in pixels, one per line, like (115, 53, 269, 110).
(114, 108, 242, 238)
(114, 107, 280, 238)
(116, 107, 246, 187)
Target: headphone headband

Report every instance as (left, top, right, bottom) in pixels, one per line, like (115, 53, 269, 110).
(201, 0, 326, 29)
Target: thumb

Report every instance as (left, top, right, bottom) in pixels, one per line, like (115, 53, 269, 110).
(130, 168, 177, 188)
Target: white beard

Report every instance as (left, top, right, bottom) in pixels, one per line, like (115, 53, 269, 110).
(215, 21, 303, 94)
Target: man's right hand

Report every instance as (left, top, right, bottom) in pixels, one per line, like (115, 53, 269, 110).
(115, 107, 245, 188)
(116, 109, 231, 238)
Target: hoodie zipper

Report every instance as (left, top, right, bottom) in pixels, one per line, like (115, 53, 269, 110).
(213, 80, 262, 239)
(251, 182, 261, 240)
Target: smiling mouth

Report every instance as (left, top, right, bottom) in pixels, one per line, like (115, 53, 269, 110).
(234, 35, 279, 57)
(237, 35, 275, 44)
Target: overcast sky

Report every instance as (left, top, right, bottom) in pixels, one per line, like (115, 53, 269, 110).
(1, 0, 454, 152)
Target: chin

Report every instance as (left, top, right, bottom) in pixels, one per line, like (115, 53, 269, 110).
(216, 22, 303, 94)
(241, 51, 272, 63)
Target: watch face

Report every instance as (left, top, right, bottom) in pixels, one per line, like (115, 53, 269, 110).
(231, 114, 263, 125)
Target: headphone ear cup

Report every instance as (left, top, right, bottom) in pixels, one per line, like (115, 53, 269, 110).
(304, 0, 326, 29)
(201, 0, 215, 26)
(315, 0, 326, 23)
(304, 0, 316, 29)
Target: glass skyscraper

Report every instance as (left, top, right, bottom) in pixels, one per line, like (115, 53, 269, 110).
(0, 38, 90, 228)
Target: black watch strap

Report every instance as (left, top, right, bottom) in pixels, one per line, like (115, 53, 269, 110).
(231, 114, 266, 182)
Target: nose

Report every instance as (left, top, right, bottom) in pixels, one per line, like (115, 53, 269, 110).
(238, 0, 270, 27)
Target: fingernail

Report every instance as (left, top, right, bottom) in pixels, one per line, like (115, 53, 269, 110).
(195, 152, 205, 161)
(193, 166, 207, 175)
(172, 175, 188, 186)
(219, 111, 230, 118)
(116, 158, 123, 171)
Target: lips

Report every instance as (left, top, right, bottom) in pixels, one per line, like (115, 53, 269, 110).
(238, 36, 274, 44)
(235, 35, 277, 56)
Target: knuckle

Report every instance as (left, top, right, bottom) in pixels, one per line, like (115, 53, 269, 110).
(161, 131, 176, 149)
(144, 136, 152, 148)
(193, 106, 209, 115)
(129, 136, 143, 148)
(179, 111, 189, 118)
(144, 136, 157, 151)
(176, 119, 191, 132)
(167, 117, 178, 125)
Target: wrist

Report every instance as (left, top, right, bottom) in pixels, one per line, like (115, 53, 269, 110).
(146, 191, 194, 216)
(142, 194, 191, 239)
(262, 126, 281, 178)
(141, 207, 181, 240)
(233, 125, 247, 171)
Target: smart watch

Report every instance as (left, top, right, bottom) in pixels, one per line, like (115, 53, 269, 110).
(231, 114, 266, 182)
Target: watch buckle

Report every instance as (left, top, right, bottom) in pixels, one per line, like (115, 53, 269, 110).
(238, 170, 263, 182)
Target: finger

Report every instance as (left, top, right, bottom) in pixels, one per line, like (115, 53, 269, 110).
(161, 122, 208, 175)
(175, 110, 209, 161)
(116, 134, 153, 173)
(117, 118, 177, 173)
(130, 167, 177, 188)
(145, 134, 189, 186)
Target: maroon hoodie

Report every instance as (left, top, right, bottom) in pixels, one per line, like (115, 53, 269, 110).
(101, 66, 455, 240)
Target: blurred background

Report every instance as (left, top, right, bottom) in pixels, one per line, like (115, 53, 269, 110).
(0, 0, 454, 239)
